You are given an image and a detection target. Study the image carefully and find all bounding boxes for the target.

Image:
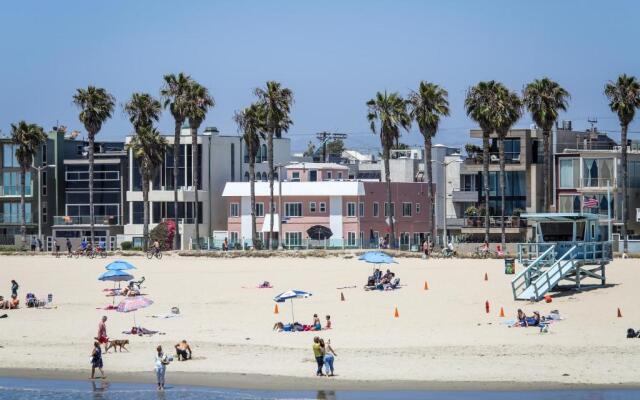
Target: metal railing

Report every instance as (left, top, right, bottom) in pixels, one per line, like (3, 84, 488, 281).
(464, 153, 522, 165)
(462, 216, 526, 228)
(581, 177, 616, 188)
(53, 215, 120, 225)
(0, 185, 33, 197)
(194, 237, 425, 252)
(512, 244, 556, 299)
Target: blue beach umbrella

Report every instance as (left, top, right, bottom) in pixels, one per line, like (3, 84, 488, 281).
(98, 270, 134, 282)
(273, 289, 312, 323)
(105, 260, 136, 271)
(358, 251, 397, 264)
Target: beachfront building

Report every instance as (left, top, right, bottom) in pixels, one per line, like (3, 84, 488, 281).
(222, 162, 431, 250)
(123, 126, 290, 249)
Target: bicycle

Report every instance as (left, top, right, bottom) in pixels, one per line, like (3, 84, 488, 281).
(146, 248, 162, 260)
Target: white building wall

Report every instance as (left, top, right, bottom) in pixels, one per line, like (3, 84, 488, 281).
(329, 196, 343, 240)
(240, 196, 251, 241)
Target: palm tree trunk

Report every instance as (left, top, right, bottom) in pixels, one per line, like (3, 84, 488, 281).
(424, 136, 435, 244)
(621, 123, 628, 253)
(142, 176, 149, 252)
(268, 132, 274, 249)
(88, 134, 95, 246)
(191, 127, 200, 249)
(20, 166, 26, 248)
(542, 130, 550, 212)
(249, 159, 257, 249)
(482, 131, 490, 243)
(499, 137, 506, 248)
(384, 146, 395, 248)
(173, 120, 181, 250)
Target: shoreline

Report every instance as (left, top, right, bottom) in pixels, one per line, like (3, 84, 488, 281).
(0, 368, 639, 391)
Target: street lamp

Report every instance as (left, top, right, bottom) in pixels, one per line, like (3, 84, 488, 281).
(33, 164, 56, 242)
(431, 157, 463, 245)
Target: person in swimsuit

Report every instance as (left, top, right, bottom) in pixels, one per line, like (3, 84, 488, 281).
(90, 341, 105, 379)
(97, 316, 108, 351)
(312, 314, 322, 331)
(175, 340, 192, 361)
(10, 280, 18, 297)
(325, 315, 332, 329)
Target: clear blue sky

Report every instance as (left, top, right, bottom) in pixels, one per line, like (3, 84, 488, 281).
(1, 0, 639, 152)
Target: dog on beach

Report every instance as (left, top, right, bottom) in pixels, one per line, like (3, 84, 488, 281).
(105, 339, 129, 353)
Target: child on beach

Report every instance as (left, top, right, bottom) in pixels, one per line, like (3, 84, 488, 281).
(325, 315, 332, 329)
(155, 345, 171, 390)
(90, 341, 105, 379)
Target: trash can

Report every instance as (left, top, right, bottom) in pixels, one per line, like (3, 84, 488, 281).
(504, 258, 515, 274)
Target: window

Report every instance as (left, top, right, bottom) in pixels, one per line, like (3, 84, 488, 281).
(42, 205, 47, 223)
(347, 202, 356, 217)
(319, 202, 326, 213)
(42, 144, 47, 165)
(230, 232, 239, 243)
(359, 202, 364, 217)
(3, 144, 18, 167)
(291, 172, 300, 182)
(384, 202, 395, 217)
(309, 202, 316, 212)
(338, 172, 343, 179)
(347, 232, 356, 246)
(230, 203, 239, 217)
(255, 203, 264, 217)
(326, 172, 332, 180)
(3, 171, 32, 196)
(285, 232, 302, 246)
(373, 202, 379, 217)
(402, 202, 412, 217)
(400, 232, 410, 246)
(559, 159, 580, 189)
(416, 203, 421, 214)
(285, 202, 302, 217)
(3, 203, 31, 223)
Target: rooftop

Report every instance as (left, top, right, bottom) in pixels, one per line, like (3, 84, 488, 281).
(285, 162, 348, 170)
(222, 181, 365, 197)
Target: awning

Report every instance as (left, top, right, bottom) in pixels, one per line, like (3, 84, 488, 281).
(261, 213, 280, 232)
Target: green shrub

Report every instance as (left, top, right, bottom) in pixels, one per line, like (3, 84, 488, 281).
(121, 241, 133, 250)
(0, 245, 23, 252)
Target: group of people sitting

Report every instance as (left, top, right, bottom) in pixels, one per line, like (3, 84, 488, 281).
(365, 268, 400, 291)
(0, 294, 19, 309)
(273, 314, 332, 332)
(513, 309, 561, 328)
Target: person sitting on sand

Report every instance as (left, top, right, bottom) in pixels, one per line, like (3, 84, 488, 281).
(516, 309, 527, 326)
(8, 294, 19, 309)
(312, 314, 322, 331)
(273, 322, 285, 332)
(121, 286, 140, 297)
(325, 315, 332, 329)
(0, 296, 7, 309)
(527, 311, 541, 327)
(175, 340, 192, 361)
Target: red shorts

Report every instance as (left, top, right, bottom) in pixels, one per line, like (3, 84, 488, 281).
(98, 335, 108, 344)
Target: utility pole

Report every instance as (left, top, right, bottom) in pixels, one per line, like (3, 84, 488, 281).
(315, 132, 348, 162)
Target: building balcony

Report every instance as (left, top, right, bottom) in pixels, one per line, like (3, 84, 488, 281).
(53, 215, 120, 226)
(0, 185, 33, 197)
(459, 216, 526, 234)
(0, 213, 35, 224)
(464, 152, 522, 166)
(452, 190, 479, 202)
(579, 178, 616, 190)
(126, 188, 208, 202)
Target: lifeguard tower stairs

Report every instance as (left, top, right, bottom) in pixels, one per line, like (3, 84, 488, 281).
(511, 213, 612, 301)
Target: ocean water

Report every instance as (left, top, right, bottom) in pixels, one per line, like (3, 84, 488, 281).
(0, 378, 639, 400)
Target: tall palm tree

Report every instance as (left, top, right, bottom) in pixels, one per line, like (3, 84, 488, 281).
(408, 81, 450, 244)
(161, 73, 193, 250)
(605, 74, 640, 253)
(254, 81, 294, 249)
(73, 86, 115, 246)
(494, 89, 523, 247)
(126, 127, 168, 251)
(124, 92, 163, 251)
(367, 91, 411, 248)
(184, 80, 214, 249)
(234, 103, 264, 249)
(523, 78, 570, 212)
(465, 81, 504, 243)
(10, 121, 46, 248)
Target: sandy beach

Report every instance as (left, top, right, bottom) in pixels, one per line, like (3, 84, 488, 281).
(0, 254, 639, 389)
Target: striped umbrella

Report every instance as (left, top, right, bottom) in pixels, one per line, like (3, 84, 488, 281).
(117, 296, 153, 326)
(273, 289, 312, 323)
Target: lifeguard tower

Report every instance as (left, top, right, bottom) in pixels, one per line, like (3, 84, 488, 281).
(511, 213, 612, 301)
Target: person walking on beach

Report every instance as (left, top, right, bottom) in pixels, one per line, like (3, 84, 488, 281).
(312, 337, 325, 376)
(90, 341, 105, 379)
(30, 237, 37, 252)
(323, 339, 337, 377)
(155, 345, 171, 390)
(97, 316, 108, 351)
(66, 238, 73, 256)
(10, 280, 18, 297)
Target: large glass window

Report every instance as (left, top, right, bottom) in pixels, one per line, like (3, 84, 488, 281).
(504, 138, 521, 162)
(559, 159, 580, 188)
(3, 202, 32, 223)
(285, 232, 302, 246)
(285, 203, 302, 217)
(3, 144, 19, 167)
(2, 172, 32, 196)
(583, 158, 613, 187)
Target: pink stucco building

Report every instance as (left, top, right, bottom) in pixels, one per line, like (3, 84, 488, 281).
(221, 163, 433, 249)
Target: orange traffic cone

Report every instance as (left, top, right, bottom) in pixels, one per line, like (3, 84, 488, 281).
(618, 308, 622, 318)
(394, 307, 399, 318)
(484, 272, 488, 281)
(424, 281, 429, 290)
(274, 304, 279, 314)
(499, 307, 505, 317)
(340, 292, 345, 301)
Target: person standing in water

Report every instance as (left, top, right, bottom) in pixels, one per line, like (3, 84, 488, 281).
(155, 345, 171, 390)
(90, 341, 105, 379)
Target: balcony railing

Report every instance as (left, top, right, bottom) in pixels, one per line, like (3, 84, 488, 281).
(581, 177, 615, 188)
(0, 185, 33, 197)
(464, 153, 522, 165)
(461, 216, 526, 229)
(0, 213, 35, 224)
(53, 215, 120, 226)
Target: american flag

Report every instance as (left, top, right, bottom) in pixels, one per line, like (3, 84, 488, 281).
(583, 197, 599, 208)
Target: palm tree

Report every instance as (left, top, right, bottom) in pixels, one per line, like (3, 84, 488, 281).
(184, 80, 214, 249)
(126, 127, 168, 251)
(161, 73, 193, 250)
(408, 81, 450, 244)
(10, 121, 46, 248)
(234, 103, 264, 249)
(465, 81, 504, 243)
(254, 81, 294, 249)
(605, 74, 640, 253)
(367, 91, 411, 248)
(124, 93, 163, 251)
(494, 88, 523, 247)
(523, 78, 570, 212)
(73, 86, 115, 246)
